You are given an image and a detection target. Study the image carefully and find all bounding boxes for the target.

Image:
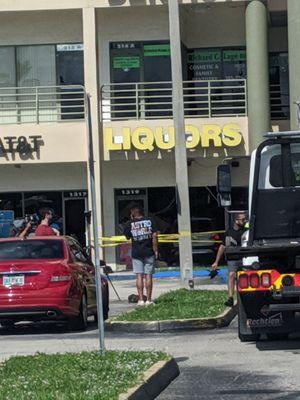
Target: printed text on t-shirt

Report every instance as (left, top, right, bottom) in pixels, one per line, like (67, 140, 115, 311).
(131, 220, 153, 241)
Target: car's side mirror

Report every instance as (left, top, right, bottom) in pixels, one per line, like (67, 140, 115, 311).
(217, 164, 232, 207)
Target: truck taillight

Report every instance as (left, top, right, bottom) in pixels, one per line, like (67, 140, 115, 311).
(249, 273, 260, 288)
(261, 273, 271, 288)
(238, 274, 249, 289)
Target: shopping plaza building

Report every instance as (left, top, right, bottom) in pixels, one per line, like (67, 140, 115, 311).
(0, 0, 297, 267)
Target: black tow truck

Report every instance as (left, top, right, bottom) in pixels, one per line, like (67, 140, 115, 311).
(217, 131, 300, 341)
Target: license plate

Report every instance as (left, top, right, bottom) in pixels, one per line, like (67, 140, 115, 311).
(3, 275, 25, 287)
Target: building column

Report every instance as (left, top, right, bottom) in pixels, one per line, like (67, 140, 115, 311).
(246, 0, 270, 150)
(288, 0, 300, 130)
(82, 7, 104, 249)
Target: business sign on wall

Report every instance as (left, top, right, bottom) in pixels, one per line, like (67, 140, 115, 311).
(0, 123, 87, 164)
(103, 117, 249, 160)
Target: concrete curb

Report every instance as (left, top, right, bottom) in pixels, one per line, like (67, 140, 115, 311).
(118, 358, 179, 400)
(105, 303, 237, 333)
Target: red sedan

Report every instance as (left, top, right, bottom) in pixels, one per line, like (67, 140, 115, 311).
(0, 236, 109, 330)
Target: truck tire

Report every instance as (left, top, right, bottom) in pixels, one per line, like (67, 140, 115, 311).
(238, 293, 260, 342)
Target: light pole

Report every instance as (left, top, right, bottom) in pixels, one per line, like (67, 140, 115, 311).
(86, 93, 105, 353)
(168, 0, 193, 288)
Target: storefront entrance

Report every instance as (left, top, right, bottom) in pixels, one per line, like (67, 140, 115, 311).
(64, 192, 88, 245)
(113, 186, 247, 268)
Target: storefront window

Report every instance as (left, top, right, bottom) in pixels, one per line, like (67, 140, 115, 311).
(187, 48, 247, 81)
(0, 193, 22, 218)
(187, 49, 222, 81)
(110, 41, 172, 118)
(222, 50, 246, 79)
(17, 45, 56, 87)
(0, 47, 16, 87)
(187, 47, 289, 120)
(57, 44, 84, 86)
(0, 44, 84, 89)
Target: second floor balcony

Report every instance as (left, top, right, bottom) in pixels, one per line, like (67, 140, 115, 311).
(101, 79, 247, 121)
(0, 85, 85, 125)
(0, 80, 290, 126)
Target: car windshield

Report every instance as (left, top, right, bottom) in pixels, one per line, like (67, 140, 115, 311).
(0, 240, 64, 260)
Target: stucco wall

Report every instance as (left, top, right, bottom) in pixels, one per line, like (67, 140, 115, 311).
(0, 10, 82, 45)
(0, 162, 87, 192)
(181, 3, 246, 48)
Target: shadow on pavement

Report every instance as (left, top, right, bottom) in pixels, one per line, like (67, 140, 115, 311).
(0, 319, 98, 337)
(157, 366, 300, 400)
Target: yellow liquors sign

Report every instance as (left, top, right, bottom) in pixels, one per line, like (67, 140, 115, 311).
(103, 117, 248, 160)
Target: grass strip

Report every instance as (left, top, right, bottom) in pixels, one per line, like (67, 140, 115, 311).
(115, 289, 228, 321)
(0, 350, 168, 400)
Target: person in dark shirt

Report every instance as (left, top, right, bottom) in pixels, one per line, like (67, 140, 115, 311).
(211, 212, 246, 307)
(124, 205, 158, 306)
(35, 208, 58, 236)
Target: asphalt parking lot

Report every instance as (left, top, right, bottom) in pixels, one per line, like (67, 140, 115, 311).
(1, 277, 300, 399)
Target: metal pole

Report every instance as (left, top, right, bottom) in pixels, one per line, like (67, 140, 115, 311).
(85, 92, 105, 353)
(168, 0, 193, 288)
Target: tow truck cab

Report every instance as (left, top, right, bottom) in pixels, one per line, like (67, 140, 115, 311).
(218, 131, 300, 342)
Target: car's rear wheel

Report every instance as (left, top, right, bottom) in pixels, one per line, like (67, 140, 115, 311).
(70, 293, 88, 331)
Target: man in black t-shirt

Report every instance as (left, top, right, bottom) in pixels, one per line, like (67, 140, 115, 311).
(211, 213, 246, 307)
(124, 205, 158, 306)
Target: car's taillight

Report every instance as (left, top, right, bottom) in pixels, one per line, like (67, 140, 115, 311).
(238, 274, 249, 289)
(249, 273, 260, 288)
(50, 275, 71, 283)
(261, 273, 271, 288)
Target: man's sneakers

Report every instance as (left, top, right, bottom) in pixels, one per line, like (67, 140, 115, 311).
(137, 300, 154, 307)
(224, 297, 234, 307)
(145, 301, 154, 306)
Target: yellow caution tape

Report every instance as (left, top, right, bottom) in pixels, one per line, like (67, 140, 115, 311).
(95, 230, 225, 248)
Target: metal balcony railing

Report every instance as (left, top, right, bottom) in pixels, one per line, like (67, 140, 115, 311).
(269, 83, 290, 120)
(0, 85, 85, 125)
(101, 79, 247, 121)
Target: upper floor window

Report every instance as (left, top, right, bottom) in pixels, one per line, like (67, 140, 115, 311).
(0, 43, 84, 88)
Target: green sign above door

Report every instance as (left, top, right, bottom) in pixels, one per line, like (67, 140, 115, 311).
(113, 56, 140, 69)
(143, 44, 170, 57)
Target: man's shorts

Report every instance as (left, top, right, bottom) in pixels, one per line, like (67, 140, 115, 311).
(227, 260, 241, 273)
(132, 256, 155, 275)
